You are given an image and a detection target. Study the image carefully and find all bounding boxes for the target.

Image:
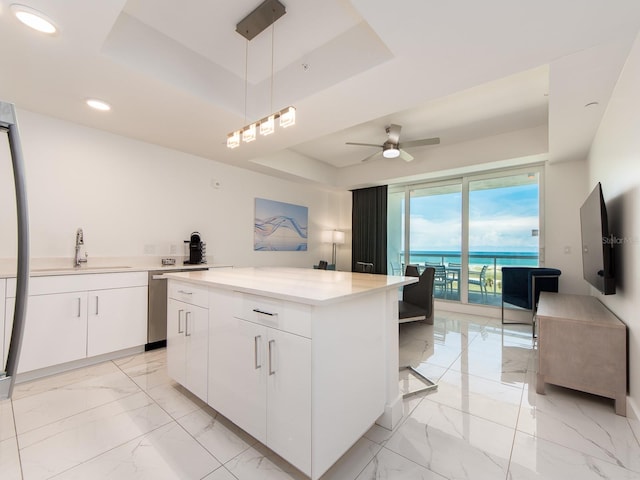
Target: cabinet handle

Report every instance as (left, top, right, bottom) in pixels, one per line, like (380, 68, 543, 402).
(185, 311, 191, 336)
(254, 335, 262, 369)
(178, 290, 193, 295)
(253, 308, 276, 317)
(95, 296, 99, 315)
(178, 309, 184, 333)
(268, 339, 275, 375)
(77, 297, 82, 317)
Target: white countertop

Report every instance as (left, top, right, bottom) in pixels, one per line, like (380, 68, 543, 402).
(163, 267, 417, 305)
(0, 256, 215, 279)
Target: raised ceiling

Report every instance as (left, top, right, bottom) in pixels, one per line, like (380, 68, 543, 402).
(1, 0, 640, 189)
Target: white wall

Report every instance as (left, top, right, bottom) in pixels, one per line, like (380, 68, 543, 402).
(0, 109, 350, 269)
(587, 32, 640, 423)
(544, 159, 590, 295)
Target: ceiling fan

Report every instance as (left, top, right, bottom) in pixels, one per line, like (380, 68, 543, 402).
(346, 124, 440, 162)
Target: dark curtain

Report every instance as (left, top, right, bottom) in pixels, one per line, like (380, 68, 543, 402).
(352, 185, 387, 274)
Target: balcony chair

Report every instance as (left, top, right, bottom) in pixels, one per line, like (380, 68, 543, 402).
(469, 265, 488, 301)
(399, 266, 435, 325)
(446, 262, 461, 296)
(424, 261, 443, 267)
(390, 262, 402, 275)
(431, 264, 448, 297)
(501, 266, 562, 337)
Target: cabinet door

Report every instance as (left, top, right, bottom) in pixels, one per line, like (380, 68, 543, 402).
(5, 293, 87, 373)
(167, 299, 187, 386)
(266, 329, 312, 474)
(184, 303, 208, 402)
(87, 286, 148, 357)
(209, 315, 267, 443)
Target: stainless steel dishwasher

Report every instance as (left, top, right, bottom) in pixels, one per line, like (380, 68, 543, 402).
(146, 267, 208, 350)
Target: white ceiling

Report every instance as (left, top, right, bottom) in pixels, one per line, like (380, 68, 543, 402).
(1, 0, 640, 190)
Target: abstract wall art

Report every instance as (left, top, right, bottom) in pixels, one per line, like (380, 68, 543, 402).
(254, 198, 308, 251)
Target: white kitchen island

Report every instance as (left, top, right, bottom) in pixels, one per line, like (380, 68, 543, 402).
(163, 267, 416, 479)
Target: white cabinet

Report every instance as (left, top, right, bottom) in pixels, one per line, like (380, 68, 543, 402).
(167, 282, 209, 402)
(5, 272, 148, 374)
(265, 327, 311, 471)
(208, 290, 311, 475)
(209, 313, 266, 440)
(87, 286, 148, 357)
(5, 293, 87, 372)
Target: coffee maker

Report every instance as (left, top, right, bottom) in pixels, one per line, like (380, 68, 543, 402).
(184, 232, 206, 264)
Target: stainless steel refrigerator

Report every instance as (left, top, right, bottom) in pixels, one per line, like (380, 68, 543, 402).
(0, 101, 30, 399)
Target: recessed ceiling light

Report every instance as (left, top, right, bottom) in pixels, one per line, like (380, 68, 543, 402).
(11, 4, 57, 34)
(86, 99, 111, 111)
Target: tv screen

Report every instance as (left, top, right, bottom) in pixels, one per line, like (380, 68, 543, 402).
(579, 182, 615, 295)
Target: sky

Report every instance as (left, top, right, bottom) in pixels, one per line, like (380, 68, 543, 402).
(408, 183, 539, 253)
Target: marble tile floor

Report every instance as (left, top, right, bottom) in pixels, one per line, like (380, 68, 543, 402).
(1, 310, 639, 480)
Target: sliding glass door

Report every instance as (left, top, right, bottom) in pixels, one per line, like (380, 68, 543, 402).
(388, 181, 462, 300)
(388, 167, 542, 306)
(467, 172, 541, 305)
(409, 183, 461, 300)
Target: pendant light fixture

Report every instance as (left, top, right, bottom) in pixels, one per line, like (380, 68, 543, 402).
(227, 0, 295, 149)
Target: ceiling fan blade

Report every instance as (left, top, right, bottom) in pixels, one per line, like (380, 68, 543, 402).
(386, 124, 402, 144)
(346, 142, 383, 148)
(398, 149, 414, 162)
(399, 137, 440, 149)
(361, 151, 382, 163)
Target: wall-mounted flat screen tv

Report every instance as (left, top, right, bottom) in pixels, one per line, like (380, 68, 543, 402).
(579, 182, 615, 295)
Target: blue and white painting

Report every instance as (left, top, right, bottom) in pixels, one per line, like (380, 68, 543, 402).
(254, 198, 308, 251)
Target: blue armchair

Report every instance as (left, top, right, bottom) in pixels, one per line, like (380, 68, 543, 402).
(501, 267, 561, 336)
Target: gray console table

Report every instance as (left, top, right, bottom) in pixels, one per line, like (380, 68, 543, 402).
(536, 292, 627, 416)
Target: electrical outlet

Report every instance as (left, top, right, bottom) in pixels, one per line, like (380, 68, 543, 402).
(169, 244, 177, 254)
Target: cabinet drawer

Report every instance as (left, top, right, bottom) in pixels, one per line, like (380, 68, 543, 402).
(168, 281, 209, 308)
(235, 292, 311, 338)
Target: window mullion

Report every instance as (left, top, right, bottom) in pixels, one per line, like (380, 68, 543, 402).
(404, 187, 410, 269)
(461, 177, 470, 303)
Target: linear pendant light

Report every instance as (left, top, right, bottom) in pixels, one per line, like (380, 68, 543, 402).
(227, 0, 295, 149)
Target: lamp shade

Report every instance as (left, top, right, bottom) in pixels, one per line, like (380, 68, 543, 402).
(321, 230, 345, 244)
(331, 230, 345, 244)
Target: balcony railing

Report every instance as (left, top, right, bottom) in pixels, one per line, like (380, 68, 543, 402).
(393, 251, 539, 305)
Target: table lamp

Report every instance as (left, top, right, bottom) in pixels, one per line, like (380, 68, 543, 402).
(322, 230, 345, 265)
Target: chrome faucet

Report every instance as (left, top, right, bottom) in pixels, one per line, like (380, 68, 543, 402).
(74, 228, 88, 267)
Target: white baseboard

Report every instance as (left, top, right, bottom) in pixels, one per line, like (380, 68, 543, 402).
(13, 345, 145, 384)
